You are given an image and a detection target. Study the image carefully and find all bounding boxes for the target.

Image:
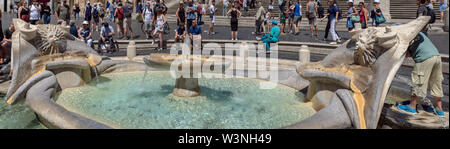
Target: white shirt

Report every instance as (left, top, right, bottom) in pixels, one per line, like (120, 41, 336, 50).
(210, 5, 215, 16)
(144, 7, 152, 22)
(30, 5, 40, 20)
(223, 0, 228, 6)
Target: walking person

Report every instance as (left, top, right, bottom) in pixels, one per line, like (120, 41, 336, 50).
(186, 0, 197, 34)
(56, 1, 70, 25)
(18, 1, 30, 23)
(29, 0, 41, 25)
(152, 8, 167, 51)
(85, 2, 93, 28)
(73, 4, 80, 20)
(99, 3, 106, 23)
(346, 0, 358, 31)
(321, 0, 340, 44)
(109, 1, 116, 22)
(439, 0, 448, 22)
(264, 8, 272, 34)
(306, 0, 319, 37)
(287, 0, 294, 34)
(292, 0, 302, 35)
(372, 2, 383, 27)
(176, 1, 186, 27)
(279, 0, 287, 34)
(123, 1, 134, 40)
(41, 2, 51, 24)
(227, 3, 241, 40)
(359, 2, 368, 29)
(197, 1, 204, 25)
(114, 3, 125, 39)
(92, 3, 100, 31)
(222, 0, 229, 16)
(253, 1, 265, 35)
(209, 0, 217, 35)
(142, 2, 154, 40)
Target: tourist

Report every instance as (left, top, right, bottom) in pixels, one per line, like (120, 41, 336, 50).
(1, 24, 14, 64)
(227, 3, 241, 40)
(253, 1, 265, 35)
(320, 0, 340, 44)
(18, 1, 30, 23)
(160, 0, 168, 15)
(176, 1, 186, 27)
(115, 3, 125, 39)
(175, 22, 186, 43)
(197, 1, 204, 25)
(73, 3, 80, 20)
(269, 0, 274, 12)
(287, 0, 294, 34)
(78, 21, 93, 48)
(397, 32, 445, 117)
(257, 20, 280, 54)
(279, 0, 287, 34)
(208, 0, 217, 35)
(137, 2, 142, 14)
(250, 0, 255, 9)
(278, 0, 284, 12)
(98, 22, 115, 54)
(124, 1, 134, 40)
(98, 3, 106, 24)
(186, 0, 197, 33)
(109, 1, 116, 22)
(243, 0, 248, 16)
(153, 8, 167, 51)
(56, 1, 70, 25)
(222, 0, 229, 16)
(417, 0, 430, 34)
(359, 2, 368, 29)
(85, 2, 93, 28)
(346, 0, 358, 31)
(372, 2, 383, 27)
(69, 20, 79, 38)
(439, 0, 448, 22)
(92, 3, 100, 31)
(264, 8, 272, 34)
(41, 2, 51, 24)
(189, 19, 202, 51)
(306, 0, 319, 37)
(292, 0, 302, 35)
(142, 2, 154, 40)
(29, 0, 41, 25)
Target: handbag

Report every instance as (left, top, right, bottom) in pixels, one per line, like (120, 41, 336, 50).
(351, 15, 360, 23)
(375, 12, 386, 24)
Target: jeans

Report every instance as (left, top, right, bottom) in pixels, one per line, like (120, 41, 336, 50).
(74, 12, 79, 19)
(330, 20, 338, 41)
(43, 14, 51, 24)
(197, 14, 203, 24)
(324, 18, 340, 39)
(223, 5, 228, 16)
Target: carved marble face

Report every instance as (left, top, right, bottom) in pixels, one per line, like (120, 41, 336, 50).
(352, 27, 399, 66)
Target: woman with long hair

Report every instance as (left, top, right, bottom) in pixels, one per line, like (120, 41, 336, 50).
(359, 2, 368, 29)
(346, 1, 358, 31)
(152, 8, 167, 51)
(18, 1, 30, 23)
(227, 3, 241, 40)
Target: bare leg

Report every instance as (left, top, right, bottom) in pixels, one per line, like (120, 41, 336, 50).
(434, 96, 443, 111)
(409, 95, 419, 109)
(159, 31, 163, 49)
(235, 31, 238, 40)
(230, 31, 233, 39)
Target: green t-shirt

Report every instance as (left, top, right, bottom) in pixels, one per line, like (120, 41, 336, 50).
(58, 5, 69, 20)
(407, 32, 440, 63)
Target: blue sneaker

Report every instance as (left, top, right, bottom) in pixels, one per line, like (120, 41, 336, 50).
(397, 104, 417, 115)
(435, 110, 445, 117)
(422, 105, 435, 113)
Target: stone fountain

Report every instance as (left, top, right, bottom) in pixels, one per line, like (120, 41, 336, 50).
(2, 17, 444, 129)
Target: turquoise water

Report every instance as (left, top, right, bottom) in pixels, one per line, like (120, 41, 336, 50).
(0, 96, 45, 129)
(56, 71, 315, 129)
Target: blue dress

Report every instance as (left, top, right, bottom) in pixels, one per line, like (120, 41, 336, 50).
(346, 8, 355, 29)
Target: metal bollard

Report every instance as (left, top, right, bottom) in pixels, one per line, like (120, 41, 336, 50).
(127, 41, 136, 61)
(299, 45, 310, 64)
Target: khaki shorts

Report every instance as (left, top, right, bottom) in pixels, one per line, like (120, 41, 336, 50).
(411, 56, 444, 98)
(125, 17, 132, 29)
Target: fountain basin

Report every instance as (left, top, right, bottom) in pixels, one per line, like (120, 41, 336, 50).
(53, 71, 315, 129)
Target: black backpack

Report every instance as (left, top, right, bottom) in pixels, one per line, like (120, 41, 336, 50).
(93, 8, 99, 18)
(426, 7, 436, 24)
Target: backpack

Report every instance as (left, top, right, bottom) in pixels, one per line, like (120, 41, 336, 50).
(93, 8, 99, 18)
(124, 5, 133, 18)
(99, 8, 105, 16)
(426, 7, 436, 24)
(116, 8, 124, 19)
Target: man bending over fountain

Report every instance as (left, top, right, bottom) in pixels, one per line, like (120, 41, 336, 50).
(397, 32, 445, 117)
(257, 20, 280, 54)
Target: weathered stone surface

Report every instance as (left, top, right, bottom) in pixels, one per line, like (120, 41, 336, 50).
(379, 104, 449, 129)
(311, 90, 334, 111)
(173, 77, 201, 97)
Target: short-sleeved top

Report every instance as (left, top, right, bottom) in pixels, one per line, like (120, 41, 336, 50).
(294, 3, 301, 16)
(190, 26, 201, 35)
(3, 29, 13, 40)
(328, 4, 339, 20)
(58, 5, 70, 20)
(176, 27, 185, 35)
(417, 5, 428, 18)
(144, 7, 153, 22)
(186, 5, 197, 20)
(80, 28, 91, 38)
(209, 5, 215, 16)
(69, 25, 78, 38)
(407, 32, 440, 63)
(100, 25, 114, 37)
(41, 5, 51, 16)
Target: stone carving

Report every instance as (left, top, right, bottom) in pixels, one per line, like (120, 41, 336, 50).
(285, 16, 432, 129)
